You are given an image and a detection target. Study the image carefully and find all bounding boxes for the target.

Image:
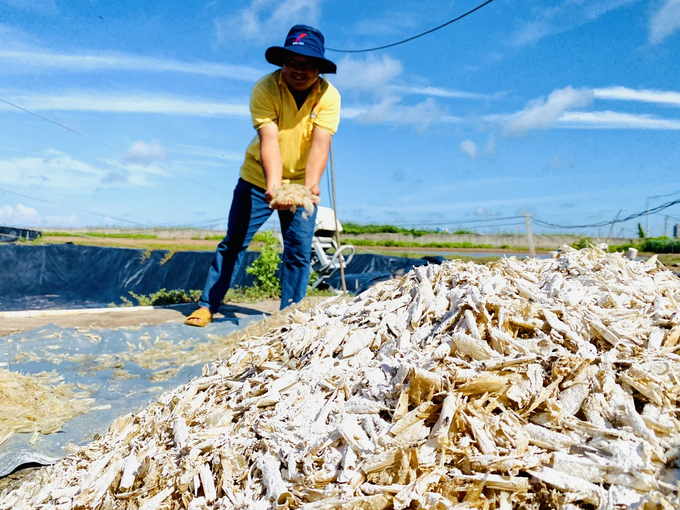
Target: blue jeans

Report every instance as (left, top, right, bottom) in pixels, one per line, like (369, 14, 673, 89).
(199, 178, 317, 312)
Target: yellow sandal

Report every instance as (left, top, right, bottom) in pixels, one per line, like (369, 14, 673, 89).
(184, 307, 213, 327)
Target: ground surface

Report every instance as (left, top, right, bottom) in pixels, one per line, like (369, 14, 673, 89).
(0, 300, 284, 337)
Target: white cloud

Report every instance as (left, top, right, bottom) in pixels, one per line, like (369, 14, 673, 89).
(215, 0, 321, 45)
(511, 0, 639, 46)
(359, 96, 400, 123)
(333, 55, 403, 93)
(558, 110, 680, 129)
(0, 151, 156, 192)
(44, 214, 80, 227)
(504, 86, 593, 136)
(331, 55, 460, 131)
(1, 91, 250, 117)
(338, 106, 368, 119)
(390, 85, 497, 100)
(357, 97, 447, 132)
(0, 204, 41, 227)
(0, 49, 262, 81)
(649, 0, 680, 44)
(125, 140, 167, 163)
(593, 86, 680, 106)
(460, 140, 478, 158)
(0, 204, 81, 228)
(460, 136, 495, 159)
(0, 153, 106, 189)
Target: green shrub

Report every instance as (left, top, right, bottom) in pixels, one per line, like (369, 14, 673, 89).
(609, 237, 680, 254)
(571, 238, 592, 250)
(122, 288, 201, 306)
(246, 231, 281, 297)
(639, 237, 680, 253)
(341, 222, 447, 236)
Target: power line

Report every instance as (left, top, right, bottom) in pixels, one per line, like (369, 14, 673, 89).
(0, 97, 227, 195)
(533, 198, 680, 230)
(326, 0, 495, 54)
(0, 187, 149, 227)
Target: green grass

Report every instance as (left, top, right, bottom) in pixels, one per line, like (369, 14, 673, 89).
(114, 285, 334, 307)
(609, 237, 680, 254)
(344, 239, 495, 249)
(41, 239, 215, 252)
(341, 222, 475, 237)
(45, 231, 158, 239)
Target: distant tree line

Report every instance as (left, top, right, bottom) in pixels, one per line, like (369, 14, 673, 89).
(341, 222, 474, 237)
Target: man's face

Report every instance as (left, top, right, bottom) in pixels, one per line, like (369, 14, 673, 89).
(281, 55, 320, 92)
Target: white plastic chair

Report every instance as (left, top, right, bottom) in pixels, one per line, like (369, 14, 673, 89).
(310, 207, 355, 289)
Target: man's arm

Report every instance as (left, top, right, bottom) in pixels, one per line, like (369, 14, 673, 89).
(305, 128, 333, 204)
(258, 123, 284, 207)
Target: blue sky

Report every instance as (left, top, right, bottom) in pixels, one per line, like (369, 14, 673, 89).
(1, 0, 679, 237)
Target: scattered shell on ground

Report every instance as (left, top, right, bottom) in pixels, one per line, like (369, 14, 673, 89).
(2, 246, 680, 509)
(269, 183, 316, 217)
(0, 369, 95, 448)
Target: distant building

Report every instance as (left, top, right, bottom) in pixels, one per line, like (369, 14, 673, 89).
(675, 224, 680, 238)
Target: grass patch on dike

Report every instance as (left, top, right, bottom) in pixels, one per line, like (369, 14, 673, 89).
(45, 231, 158, 239)
(344, 239, 495, 249)
(341, 222, 475, 237)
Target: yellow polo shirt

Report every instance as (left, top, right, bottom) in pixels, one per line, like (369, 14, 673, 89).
(239, 70, 341, 189)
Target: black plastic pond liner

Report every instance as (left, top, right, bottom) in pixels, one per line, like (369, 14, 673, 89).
(323, 253, 446, 294)
(0, 245, 256, 310)
(0, 245, 443, 311)
(0, 226, 42, 243)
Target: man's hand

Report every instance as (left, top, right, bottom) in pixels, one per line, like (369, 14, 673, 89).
(266, 188, 294, 210)
(307, 184, 321, 205)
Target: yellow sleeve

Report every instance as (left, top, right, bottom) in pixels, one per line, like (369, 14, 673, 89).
(313, 82, 341, 135)
(250, 74, 279, 131)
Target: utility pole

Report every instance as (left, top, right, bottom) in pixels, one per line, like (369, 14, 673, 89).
(524, 214, 536, 257)
(646, 197, 650, 237)
(606, 209, 622, 245)
(665, 215, 669, 237)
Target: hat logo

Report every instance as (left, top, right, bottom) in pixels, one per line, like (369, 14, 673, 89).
(292, 33, 307, 45)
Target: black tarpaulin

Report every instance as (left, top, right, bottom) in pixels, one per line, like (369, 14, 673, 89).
(0, 245, 443, 311)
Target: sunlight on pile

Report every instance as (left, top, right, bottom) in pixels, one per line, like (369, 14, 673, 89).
(2, 247, 680, 509)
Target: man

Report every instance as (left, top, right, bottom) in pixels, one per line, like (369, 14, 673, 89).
(185, 25, 340, 327)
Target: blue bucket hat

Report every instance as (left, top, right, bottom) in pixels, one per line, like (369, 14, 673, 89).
(265, 24, 337, 74)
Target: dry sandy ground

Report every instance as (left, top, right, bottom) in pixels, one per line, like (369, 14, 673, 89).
(0, 300, 313, 338)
